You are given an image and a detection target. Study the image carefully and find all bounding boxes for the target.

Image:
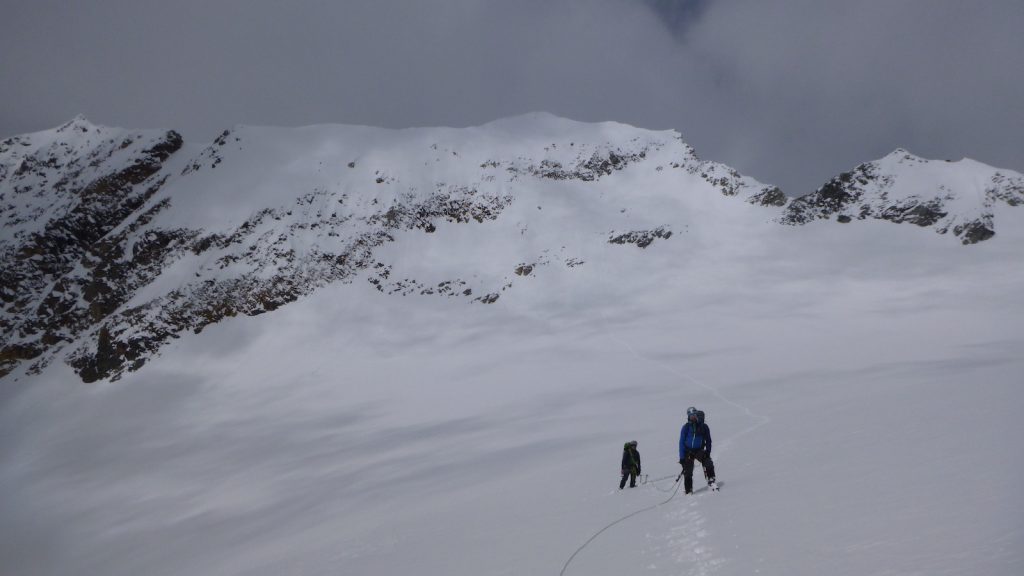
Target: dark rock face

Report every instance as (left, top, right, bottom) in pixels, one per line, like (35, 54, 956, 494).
(749, 187, 788, 207)
(880, 198, 948, 227)
(59, 183, 518, 382)
(499, 147, 652, 182)
(0, 125, 184, 378)
(609, 226, 672, 248)
(956, 220, 995, 244)
(781, 165, 874, 225)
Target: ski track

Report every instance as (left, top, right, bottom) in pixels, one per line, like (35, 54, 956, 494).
(558, 311, 771, 575)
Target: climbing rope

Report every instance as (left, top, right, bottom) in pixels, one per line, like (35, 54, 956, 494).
(559, 471, 684, 576)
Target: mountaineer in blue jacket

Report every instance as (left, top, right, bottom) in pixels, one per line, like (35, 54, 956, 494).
(679, 406, 717, 494)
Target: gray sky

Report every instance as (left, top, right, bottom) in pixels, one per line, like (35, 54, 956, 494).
(2, 0, 1021, 194)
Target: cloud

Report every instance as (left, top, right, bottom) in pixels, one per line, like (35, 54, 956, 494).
(1, 0, 1021, 193)
(675, 0, 1024, 192)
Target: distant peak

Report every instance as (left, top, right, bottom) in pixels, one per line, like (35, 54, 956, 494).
(476, 112, 676, 143)
(875, 149, 1009, 173)
(874, 148, 932, 166)
(480, 111, 585, 131)
(883, 147, 914, 159)
(56, 114, 96, 133)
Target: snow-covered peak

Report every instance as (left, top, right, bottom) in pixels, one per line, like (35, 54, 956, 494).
(0, 118, 184, 378)
(1, 113, 785, 381)
(479, 112, 677, 141)
(782, 149, 1024, 243)
(56, 113, 96, 133)
(3, 115, 106, 160)
(0, 117, 182, 241)
(880, 147, 919, 160)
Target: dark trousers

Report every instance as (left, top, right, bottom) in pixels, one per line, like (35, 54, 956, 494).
(620, 469, 637, 489)
(681, 451, 716, 493)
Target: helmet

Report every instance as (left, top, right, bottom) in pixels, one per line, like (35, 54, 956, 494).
(686, 406, 698, 417)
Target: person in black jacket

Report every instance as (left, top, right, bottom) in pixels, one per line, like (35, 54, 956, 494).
(620, 440, 641, 489)
(678, 407, 717, 494)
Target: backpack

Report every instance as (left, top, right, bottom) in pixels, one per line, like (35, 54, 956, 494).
(696, 410, 705, 425)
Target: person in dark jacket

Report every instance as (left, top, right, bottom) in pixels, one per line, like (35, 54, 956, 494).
(620, 440, 641, 489)
(679, 406, 716, 494)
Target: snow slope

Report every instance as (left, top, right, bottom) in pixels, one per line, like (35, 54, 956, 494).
(1, 115, 1022, 575)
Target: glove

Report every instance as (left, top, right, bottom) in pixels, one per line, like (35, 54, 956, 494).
(704, 450, 711, 459)
(678, 459, 684, 465)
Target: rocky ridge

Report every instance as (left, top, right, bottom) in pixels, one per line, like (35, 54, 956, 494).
(1, 116, 1021, 382)
(781, 149, 1024, 244)
(0, 117, 183, 377)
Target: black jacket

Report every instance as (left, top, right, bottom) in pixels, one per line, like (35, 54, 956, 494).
(621, 445, 641, 474)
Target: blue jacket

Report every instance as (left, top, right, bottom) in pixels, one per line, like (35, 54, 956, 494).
(679, 422, 712, 459)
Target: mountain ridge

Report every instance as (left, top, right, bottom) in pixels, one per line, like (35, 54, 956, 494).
(1, 114, 1021, 382)
(780, 147, 1023, 243)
